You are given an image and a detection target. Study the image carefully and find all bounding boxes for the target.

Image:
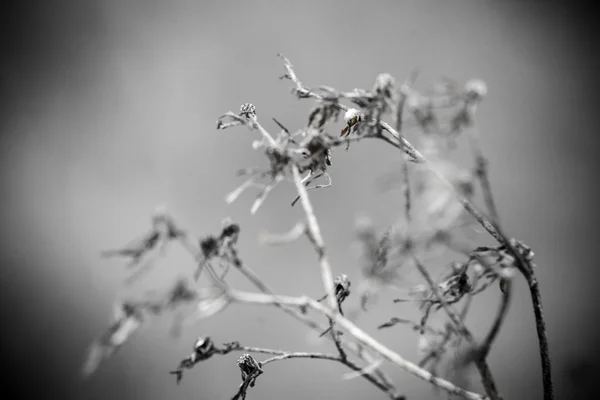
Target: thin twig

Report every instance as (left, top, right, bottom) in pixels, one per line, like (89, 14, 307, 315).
(230, 289, 488, 400)
(478, 278, 512, 359)
(467, 125, 499, 224)
(227, 255, 399, 397)
(291, 164, 337, 312)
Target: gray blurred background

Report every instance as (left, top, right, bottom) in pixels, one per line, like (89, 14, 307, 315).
(1, 1, 599, 399)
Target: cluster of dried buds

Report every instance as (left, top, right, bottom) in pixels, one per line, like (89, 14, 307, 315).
(220, 103, 337, 213)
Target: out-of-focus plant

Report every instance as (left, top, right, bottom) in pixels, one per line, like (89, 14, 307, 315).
(83, 54, 553, 400)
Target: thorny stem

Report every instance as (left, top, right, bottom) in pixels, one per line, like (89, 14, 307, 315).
(230, 290, 488, 400)
(291, 165, 338, 312)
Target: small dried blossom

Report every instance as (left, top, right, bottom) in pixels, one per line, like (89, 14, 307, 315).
(464, 79, 488, 103)
(317, 273, 351, 315)
(341, 108, 364, 137)
(333, 274, 351, 313)
(195, 221, 242, 280)
(239, 103, 257, 119)
(169, 336, 216, 383)
(237, 354, 263, 388)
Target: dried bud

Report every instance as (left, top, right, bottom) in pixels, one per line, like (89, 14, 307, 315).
(343, 108, 362, 124)
(373, 73, 395, 97)
(341, 108, 364, 137)
(193, 336, 215, 357)
(438, 272, 471, 302)
(220, 222, 240, 243)
(464, 79, 487, 103)
(239, 103, 257, 119)
(169, 336, 218, 384)
(334, 274, 351, 305)
(200, 236, 219, 258)
(510, 239, 534, 261)
(237, 354, 263, 387)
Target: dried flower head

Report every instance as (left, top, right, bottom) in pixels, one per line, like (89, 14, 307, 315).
(194, 336, 216, 357)
(373, 73, 396, 99)
(333, 274, 351, 311)
(169, 336, 220, 384)
(239, 103, 257, 119)
(237, 354, 263, 387)
(341, 108, 364, 137)
(200, 236, 220, 258)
